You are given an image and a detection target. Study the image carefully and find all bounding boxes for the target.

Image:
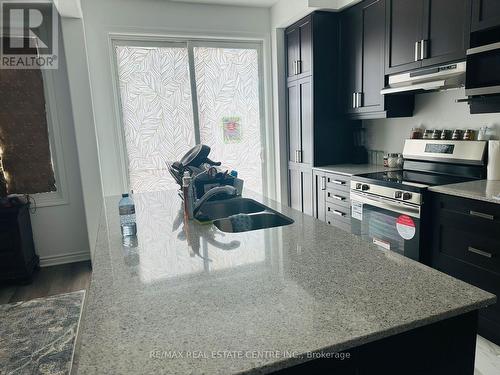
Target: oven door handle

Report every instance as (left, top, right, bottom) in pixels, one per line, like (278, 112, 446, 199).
(351, 192, 421, 219)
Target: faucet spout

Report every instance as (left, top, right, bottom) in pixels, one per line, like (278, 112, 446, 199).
(193, 186, 238, 217)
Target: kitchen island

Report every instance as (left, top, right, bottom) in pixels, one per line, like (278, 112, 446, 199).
(72, 189, 496, 374)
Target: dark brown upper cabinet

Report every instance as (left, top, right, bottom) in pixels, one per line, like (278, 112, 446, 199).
(386, 0, 472, 74)
(471, 0, 500, 32)
(286, 16, 312, 81)
(341, 0, 414, 119)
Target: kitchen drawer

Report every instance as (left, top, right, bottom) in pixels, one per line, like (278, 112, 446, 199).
(326, 215, 352, 233)
(437, 194, 500, 227)
(326, 201, 350, 220)
(326, 189, 350, 208)
(439, 224, 500, 275)
(325, 173, 350, 192)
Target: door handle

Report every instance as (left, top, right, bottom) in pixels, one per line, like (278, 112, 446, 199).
(415, 41, 421, 62)
(297, 150, 302, 163)
(297, 60, 302, 74)
(321, 176, 326, 190)
(294, 150, 298, 163)
(468, 246, 494, 259)
(293, 60, 298, 75)
(420, 39, 428, 60)
(352, 92, 357, 109)
(469, 211, 494, 220)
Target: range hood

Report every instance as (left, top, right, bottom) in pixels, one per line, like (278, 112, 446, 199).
(381, 62, 466, 95)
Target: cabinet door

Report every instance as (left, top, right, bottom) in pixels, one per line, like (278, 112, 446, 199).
(298, 18, 313, 78)
(313, 171, 327, 222)
(299, 77, 313, 165)
(302, 169, 314, 216)
(386, 0, 425, 74)
(360, 0, 386, 112)
(286, 27, 300, 80)
(341, 8, 362, 113)
(288, 167, 302, 212)
(287, 81, 300, 163)
(471, 0, 500, 32)
(421, 0, 471, 67)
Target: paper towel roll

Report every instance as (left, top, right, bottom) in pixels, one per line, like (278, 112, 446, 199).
(488, 141, 500, 180)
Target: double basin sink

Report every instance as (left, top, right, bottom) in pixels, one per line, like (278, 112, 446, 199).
(195, 197, 294, 233)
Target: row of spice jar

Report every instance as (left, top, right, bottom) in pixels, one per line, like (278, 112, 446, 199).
(410, 128, 477, 141)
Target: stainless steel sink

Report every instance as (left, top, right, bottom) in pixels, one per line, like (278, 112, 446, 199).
(195, 196, 294, 233)
(213, 212, 294, 233)
(195, 197, 266, 221)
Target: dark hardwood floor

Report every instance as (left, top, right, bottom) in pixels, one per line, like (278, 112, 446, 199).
(0, 261, 92, 305)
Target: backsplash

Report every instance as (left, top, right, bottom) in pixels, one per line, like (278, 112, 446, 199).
(363, 88, 500, 154)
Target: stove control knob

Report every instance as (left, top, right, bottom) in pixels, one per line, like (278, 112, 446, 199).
(394, 191, 403, 199)
(361, 184, 370, 191)
(356, 183, 362, 190)
(402, 192, 413, 201)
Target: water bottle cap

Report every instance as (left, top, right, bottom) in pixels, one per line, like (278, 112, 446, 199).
(122, 193, 129, 198)
(230, 170, 238, 177)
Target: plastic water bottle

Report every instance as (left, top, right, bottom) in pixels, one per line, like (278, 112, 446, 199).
(119, 193, 137, 237)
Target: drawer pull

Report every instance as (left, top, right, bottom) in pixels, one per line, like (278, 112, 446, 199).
(331, 179, 346, 185)
(331, 194, 346, 201)
(468, 246, 494, 259)
(470, 211, 494, 220)
(332, 210, 346, 217)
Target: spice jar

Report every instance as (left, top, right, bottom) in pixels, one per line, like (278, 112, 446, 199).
(463, 129, 476, 141)
(423, 130, 433, 140)
(396, 153, 404, 168)
(410, 128, 423, 139)
(432, 129, 442, 140)
(452, 129, 463, 140)
(387, 153, 399, 168)
(440, 130, 452, 140)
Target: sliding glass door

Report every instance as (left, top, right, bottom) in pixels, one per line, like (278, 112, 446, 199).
(114, 39, 266, 195)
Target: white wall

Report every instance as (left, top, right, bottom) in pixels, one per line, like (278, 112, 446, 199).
(29, 27, 90, 266)
(80, 0, 273, 197)
(363, 88, 500, 154)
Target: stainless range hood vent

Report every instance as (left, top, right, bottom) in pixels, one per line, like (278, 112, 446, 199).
(381, 62, 466, 95)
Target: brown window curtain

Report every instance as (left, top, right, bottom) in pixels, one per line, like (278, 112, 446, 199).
(0, 69, 56, 195)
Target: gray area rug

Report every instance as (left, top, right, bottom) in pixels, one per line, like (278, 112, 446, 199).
(0, 290, 85, 375)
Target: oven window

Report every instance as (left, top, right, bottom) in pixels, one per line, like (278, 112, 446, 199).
(355, 203, 420, 261)
(466, 49, 500, 89)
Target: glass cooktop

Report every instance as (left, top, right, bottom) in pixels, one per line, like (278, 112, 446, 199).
(354, 170, 476, 191)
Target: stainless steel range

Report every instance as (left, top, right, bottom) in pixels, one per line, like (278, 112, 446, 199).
(350, 139, 488, 263)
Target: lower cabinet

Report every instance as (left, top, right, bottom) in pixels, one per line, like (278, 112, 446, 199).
(313, 170, 352, 232)
(289, 163, 313, 216)
(430, 193, 500, 345)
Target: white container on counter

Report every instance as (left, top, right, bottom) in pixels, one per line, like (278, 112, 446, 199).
(488, 141, 500, 180)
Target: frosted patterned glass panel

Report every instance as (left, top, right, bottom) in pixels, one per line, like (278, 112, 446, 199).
(116, 45, 195, 192)
(194, 47, 264, 193)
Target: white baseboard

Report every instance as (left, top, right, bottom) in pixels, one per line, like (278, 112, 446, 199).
(39, 250, 91, 267)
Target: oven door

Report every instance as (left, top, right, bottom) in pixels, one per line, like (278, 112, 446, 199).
(351, 191, 421, 261)
(466, 42, 500, 96)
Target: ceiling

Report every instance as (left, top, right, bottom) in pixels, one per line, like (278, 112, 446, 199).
(168, 0, 279, 7)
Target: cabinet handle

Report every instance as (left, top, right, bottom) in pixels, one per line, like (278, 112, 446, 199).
(332, 179, 346, 185)
(415, 41, 421, 62)
(468, 246, 494, 259)
(332, 209, 346, 217)
(297, 60, 302, 74)
(420, 39, 428, 60)
(321, 176, 326, 190)
(357, 92, 363, 108)
(331, 194, 346, 201)
(297, 150, 302, 163)
(469, 211, 494, 220)
(352, 92, 357, 109)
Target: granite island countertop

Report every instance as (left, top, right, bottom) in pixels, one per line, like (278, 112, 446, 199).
(429, 180, 500, 205)
(72, 189, 496, 375)
(313, 164, 398, 176)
